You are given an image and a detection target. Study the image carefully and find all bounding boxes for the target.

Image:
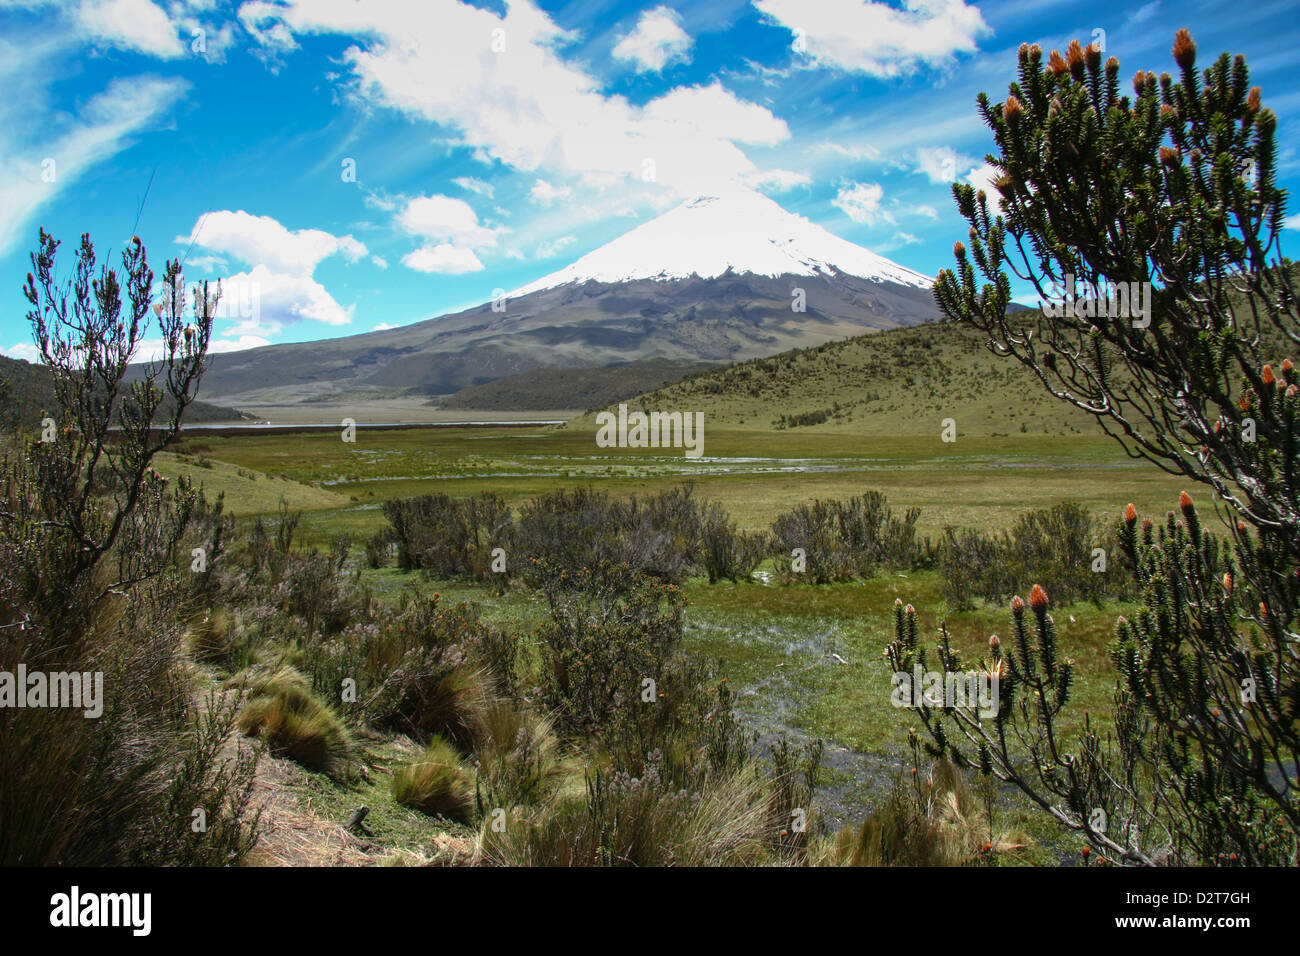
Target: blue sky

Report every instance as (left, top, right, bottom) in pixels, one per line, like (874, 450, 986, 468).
(2, 0, 1299, 360)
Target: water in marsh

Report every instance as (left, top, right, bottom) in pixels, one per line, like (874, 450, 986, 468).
(684, 608, 906, 832)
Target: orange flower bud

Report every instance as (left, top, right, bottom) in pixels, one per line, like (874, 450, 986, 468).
(1179, 490, 1194, 517)
(1049, 49, 1069, 75)
(953, 241, 966, 258)
(1011, 595, 1025, 616)
(1124, 503, 1137, 525)
(1172, 29, 1196, 71)
(1223, 573, 1233, 593)
(1067, 39, 1086, 80)
(1003, 95, 1022, 125)
(1030, 584, 1049, 613)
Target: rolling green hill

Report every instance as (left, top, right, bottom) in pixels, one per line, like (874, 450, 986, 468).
(587, 319, 1103, 438)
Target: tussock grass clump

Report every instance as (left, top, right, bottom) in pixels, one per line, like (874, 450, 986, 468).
(392, 735, 474, 822)
(237, 668, 354, 776)
(480, 764, 769, 867)
(815, 759, 1030, 867)
(298, 592, 496, 750)
(186, 608, 237, 666)
(473, 699, 563, 809)
(389, 664, 492, 752)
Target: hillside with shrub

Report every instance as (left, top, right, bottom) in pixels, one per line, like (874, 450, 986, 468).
(0, 353, 248, 428)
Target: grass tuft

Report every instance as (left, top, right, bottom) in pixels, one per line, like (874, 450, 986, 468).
(391, 735, 475, 822)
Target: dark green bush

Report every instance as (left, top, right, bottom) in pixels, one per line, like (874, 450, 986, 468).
(938, 502, 1129, 609)
(383, 491, 510, 578)
(770, 491, 922, 583)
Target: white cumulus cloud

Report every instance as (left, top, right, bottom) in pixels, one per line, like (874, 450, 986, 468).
(238, 0, 791, 196)
(402, 244, 485, 274)
(4, 342, 40, 363)
(72, 0, 187, 58)
(175, 212, 367, 333)
(832, 181, 894, 226)
(178, 210, 368, 275)
(396, 195, 502, 249)
(612, 6, 692, 73)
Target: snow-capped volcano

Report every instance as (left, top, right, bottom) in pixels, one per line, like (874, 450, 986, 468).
(509, 189, 933, 297)
(195, 190, 941, 406)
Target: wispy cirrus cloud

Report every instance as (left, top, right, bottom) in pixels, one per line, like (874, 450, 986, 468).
(756, 0, 990, 77)
(0, 26, 188, 256)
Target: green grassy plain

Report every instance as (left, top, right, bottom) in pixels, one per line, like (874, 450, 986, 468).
(168, 424, 1187, 545)
(166, 331, 1197, 857)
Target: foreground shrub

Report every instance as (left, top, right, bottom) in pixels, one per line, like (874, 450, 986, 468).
(144, 691, 262, 866)
(532, 560, 686, 738)
(895, 502, 1299, 864)
(928, 30, 1299, 862)
(0, 230, 259, 865)
(392, 735, 474, 822)
(766, 737, 823, 862)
